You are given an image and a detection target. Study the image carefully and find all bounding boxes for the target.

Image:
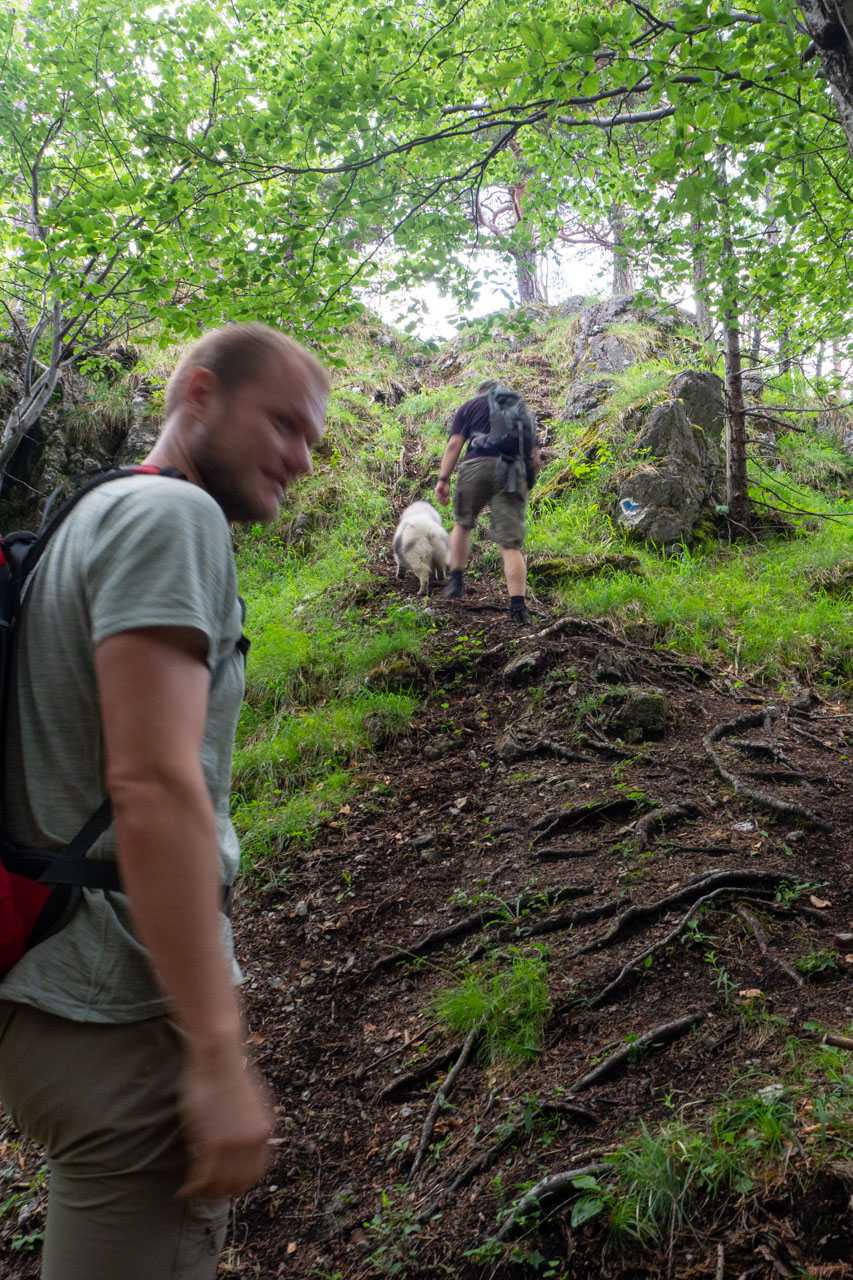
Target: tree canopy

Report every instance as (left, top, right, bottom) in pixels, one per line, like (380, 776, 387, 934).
(2, 0, 853, 495)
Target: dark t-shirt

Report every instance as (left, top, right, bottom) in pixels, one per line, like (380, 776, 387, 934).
(449, 394, 501, 460)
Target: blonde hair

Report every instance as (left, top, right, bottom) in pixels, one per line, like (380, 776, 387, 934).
(164, 323, 329, 418)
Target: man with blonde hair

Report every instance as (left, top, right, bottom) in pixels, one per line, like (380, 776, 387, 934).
(434, 378, 539, 625)
(0, 323, 328, 1280)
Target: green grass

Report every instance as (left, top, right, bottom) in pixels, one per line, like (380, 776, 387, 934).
(176, 311, 853, 883)
(429, 946, 551, 1066)
(229, 388, 434, 877)
(523, 421, 853, 683)
(508, 1039, 853, 1258)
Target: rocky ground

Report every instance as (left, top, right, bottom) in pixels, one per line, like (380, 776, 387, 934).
(2, 559, 853, 1280)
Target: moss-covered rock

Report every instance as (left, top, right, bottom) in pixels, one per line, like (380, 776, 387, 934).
(528, 553, 643, 583)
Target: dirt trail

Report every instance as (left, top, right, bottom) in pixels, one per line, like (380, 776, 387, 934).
(2, 562, 853, 1279)
(228, 564, 853, 1279)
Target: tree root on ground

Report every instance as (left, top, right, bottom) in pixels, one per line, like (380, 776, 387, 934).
(583, 887, 752, 1011)
(704, 711, 832, 831)
(631, 800, 705, 854)
(466, 895, 626, 960)
(493, 1161, 612, 1242)
(418, 1100, 600, 1219)
(408, 1027, 478, 1181)
(370, 885, 596, 972)
(378, 1042, 465, 1101)
(568, 1010, 708, 1094)
(517, 895, 626, 942)
(668, 844, 737, 856)
(788, 721, 847, 756)
(533, 796, 646, 842)
(530, 846, 599, 860)
(564, 869, 789, 961)
(728, 737, 802, 770)
(734, 904, 805, 987)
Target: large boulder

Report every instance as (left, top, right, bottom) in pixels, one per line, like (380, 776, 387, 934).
(669, 370, 724, 445)
(615, 372, 724, 545)
(562, 295, 696, 423)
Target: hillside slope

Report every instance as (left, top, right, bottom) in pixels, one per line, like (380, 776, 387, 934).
(2, 300, 853, 1278)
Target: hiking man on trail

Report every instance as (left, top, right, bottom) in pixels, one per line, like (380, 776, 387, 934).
(434, 379, 539, 626)
(0, 323, 328, 1280)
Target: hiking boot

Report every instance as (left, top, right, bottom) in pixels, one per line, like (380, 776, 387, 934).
(510, 603, 532, 626)
(443, 571, 463, 599)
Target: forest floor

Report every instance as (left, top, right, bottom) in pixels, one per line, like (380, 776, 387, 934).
(2, 554, 853, 1280)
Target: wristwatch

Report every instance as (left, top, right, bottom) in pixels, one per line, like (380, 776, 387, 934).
(438, 474, 450, 483)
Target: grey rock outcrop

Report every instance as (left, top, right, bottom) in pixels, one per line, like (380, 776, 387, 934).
(562, 295, 695, 424)
(668, 371, 724, 444)
(616, 370, 725, 545)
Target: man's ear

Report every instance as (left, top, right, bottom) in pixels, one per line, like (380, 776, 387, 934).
(182, 366, 219, 420)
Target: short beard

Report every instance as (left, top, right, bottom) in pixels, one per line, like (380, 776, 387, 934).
(192, 446, 267, 524)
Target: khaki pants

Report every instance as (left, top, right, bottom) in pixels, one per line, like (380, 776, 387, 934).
(452, 456, 529, 549)
(0, 1000, 228, 1280)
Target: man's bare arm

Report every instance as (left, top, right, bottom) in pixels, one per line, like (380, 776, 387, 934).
(95, 626, 272, 1200)
(433, 434, 465, 505)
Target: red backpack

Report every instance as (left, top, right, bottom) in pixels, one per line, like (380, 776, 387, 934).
(0, 466, 186, 974)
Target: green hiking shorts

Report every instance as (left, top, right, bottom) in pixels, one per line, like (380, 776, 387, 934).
(452, 456, 529, 550)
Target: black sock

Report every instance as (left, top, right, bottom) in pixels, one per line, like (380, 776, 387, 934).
(449, 569, 463, 584)
(510, 595, 525, 611)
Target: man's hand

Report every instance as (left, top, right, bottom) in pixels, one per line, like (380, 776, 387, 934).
(434, 477, 450, 505)
(179, 1043, 273, 1200)
(96, 626, 274, 1203)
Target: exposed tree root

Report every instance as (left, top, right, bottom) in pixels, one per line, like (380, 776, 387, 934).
(530, 736, 593, 762)
(518, 895, 626, 941)
(530, 846, 598, 861)
(533, 796, 646, 842)
(734, 904, 805, 988)
(788, 721, 847, 756)
(378, 1042, 464, 1101)
(418, 1100, 600, 1219)
(728, 737, 802, 771)
(565, 869, 789, 961)
(409, 1027, 478, 1181)
(472, 614, 714, 683)
(704, 711, 832, 831)
(569, 1010, 708, 1094)
(535, 615, 716, 681)
(747, 767, 821, 785)
(632, 799, 705, 853)
(669, 844, 737, 856)
(370, 885, 595, 972)
(493, 1161, 611, 1242)
(824, 1034, 853, 1051)
(584, 886, 750, 1010)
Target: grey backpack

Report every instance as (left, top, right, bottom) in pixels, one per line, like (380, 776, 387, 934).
(471, 384, 536, 491)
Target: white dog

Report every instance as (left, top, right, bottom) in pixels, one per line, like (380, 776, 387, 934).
(392, 501, 450, 596)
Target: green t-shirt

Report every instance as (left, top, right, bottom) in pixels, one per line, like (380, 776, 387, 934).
(0, 475, 245, 1022)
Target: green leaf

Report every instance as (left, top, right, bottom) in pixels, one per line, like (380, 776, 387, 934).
(571, 1196, 605, 1227)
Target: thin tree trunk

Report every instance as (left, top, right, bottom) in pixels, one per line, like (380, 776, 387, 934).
(723, 315, 750, 529)
(0, 294, 64, 480)
(609, 204, 634, 295)
(690, 218, 715, 352)
(514, 247, 547, 303)
(799, 0, 853, 161)
(778, 326, 791, 378)
(749, 312, 762, 366)
(716, 150, 750, 530)
(816, 341, 825, 381)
